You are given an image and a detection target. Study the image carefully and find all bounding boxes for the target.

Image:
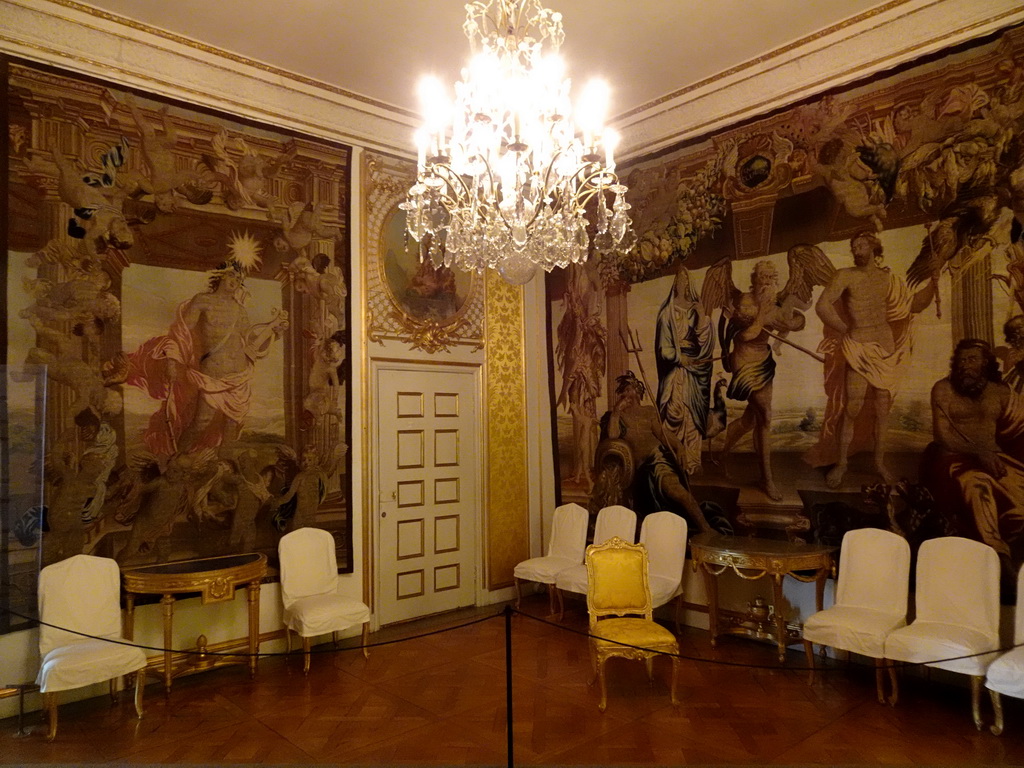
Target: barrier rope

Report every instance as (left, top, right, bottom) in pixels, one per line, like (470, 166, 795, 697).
(1, 603, 1020, 670)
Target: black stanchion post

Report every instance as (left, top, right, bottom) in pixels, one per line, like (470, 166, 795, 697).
(504, 604, 514, 768)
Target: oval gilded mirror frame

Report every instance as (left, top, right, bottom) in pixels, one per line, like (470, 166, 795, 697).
(362, 152, 484, 352)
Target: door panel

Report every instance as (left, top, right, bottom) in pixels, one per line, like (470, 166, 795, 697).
(376, 366, 478, 625)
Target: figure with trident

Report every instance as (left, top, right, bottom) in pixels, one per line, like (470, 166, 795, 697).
(596, 369, 714, 533)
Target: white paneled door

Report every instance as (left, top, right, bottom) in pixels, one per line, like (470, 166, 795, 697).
(375, 365, 480, 625)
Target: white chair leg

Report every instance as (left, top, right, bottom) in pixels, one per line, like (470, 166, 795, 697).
(888, 662, 900, 706)
(361, 622, 370, 659)
(514, 578, 522, 609)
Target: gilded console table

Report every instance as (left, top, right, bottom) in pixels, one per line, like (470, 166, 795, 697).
(122, 553, 267, 694)
(689, 533, 835, 661)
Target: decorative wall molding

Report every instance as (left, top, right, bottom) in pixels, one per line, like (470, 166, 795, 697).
(4, 1, 1021, 166)
(0, 0, 415, 155)
(616, 0, 1024, 160)
(360, 151, 485, 353)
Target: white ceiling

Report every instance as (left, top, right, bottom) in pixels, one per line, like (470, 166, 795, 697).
(79, 0, 888, 119)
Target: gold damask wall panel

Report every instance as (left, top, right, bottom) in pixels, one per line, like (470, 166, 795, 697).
(484, 270, 530, 590)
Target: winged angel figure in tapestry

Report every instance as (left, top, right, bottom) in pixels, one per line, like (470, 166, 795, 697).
(700, 245, 835, 500)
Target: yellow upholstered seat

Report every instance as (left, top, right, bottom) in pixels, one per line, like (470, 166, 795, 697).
(586, 536, 679, 712)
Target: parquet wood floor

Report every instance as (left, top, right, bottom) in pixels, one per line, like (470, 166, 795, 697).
(4, 594, 1024, 766)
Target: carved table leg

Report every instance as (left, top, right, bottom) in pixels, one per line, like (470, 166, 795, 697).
(771, 573, 786, 662)
(160, 594, 175, 695)
(701, 565, 719, 646)
(247, 579, 261, 679)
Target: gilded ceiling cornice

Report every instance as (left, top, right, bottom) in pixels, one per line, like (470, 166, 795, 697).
(40, 0, 417, 120)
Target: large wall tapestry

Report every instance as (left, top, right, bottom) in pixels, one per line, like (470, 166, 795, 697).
(3, 60, 354, 620)
(548, 28, 1024, 597)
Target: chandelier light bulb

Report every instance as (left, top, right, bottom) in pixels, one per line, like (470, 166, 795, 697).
(403, 0, 633, 283)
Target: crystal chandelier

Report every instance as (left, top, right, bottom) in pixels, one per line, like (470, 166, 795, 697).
(401, 0, 635, 285)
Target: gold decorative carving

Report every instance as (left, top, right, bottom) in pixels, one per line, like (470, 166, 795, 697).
(484, 271, 530, 589)
(689, 534, 834, 662)
(361, 152, 484, 351)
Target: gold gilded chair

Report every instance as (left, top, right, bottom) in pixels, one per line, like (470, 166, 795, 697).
(36, 555, 147, 741)
(279, 527, 371, 673)
(585, 536, 679, 712)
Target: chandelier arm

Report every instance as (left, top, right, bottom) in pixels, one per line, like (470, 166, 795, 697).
(432, 163, 476, 203)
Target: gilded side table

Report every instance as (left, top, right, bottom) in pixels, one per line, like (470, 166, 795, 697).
(121, 553, 267, 694)
(689, 533, 835, 661)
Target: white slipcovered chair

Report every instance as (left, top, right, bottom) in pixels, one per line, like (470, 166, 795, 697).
(883, 536, 1001, 730)
(36, 554, 147, 742)
(556, 505, 637, 619)
(513, 502, 588, 613)
(985, 564, 1024, 735)
(638, 511, 688, 632)
(279, 527, 371, 673)
(802, 527, 910, 703)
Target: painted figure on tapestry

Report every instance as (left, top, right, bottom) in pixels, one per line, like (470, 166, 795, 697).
(595, 371, 712, 532)
(655, 265, 714, 476)
(999, 315, 1024, 392)
(121, 94, 213, 213)
(702, 247, 833, 501)
(920, 339, 1024, 582)
(126, 233, 289, 455)
(807, 230, 939, 488)
(556, 264, 607, 490)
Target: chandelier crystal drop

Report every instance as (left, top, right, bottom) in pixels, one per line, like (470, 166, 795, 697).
(401, 0, 636, 285)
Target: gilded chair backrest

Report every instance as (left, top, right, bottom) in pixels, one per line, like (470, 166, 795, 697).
(38, 554, 123, 656)
(279, 527, 338, 608)
(586, 536, 652, 626)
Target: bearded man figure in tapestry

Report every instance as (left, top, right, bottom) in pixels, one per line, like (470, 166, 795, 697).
(126, 233, 289, 455)
(921, 338, 1024, 585)
(593, 371, 712, 533)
